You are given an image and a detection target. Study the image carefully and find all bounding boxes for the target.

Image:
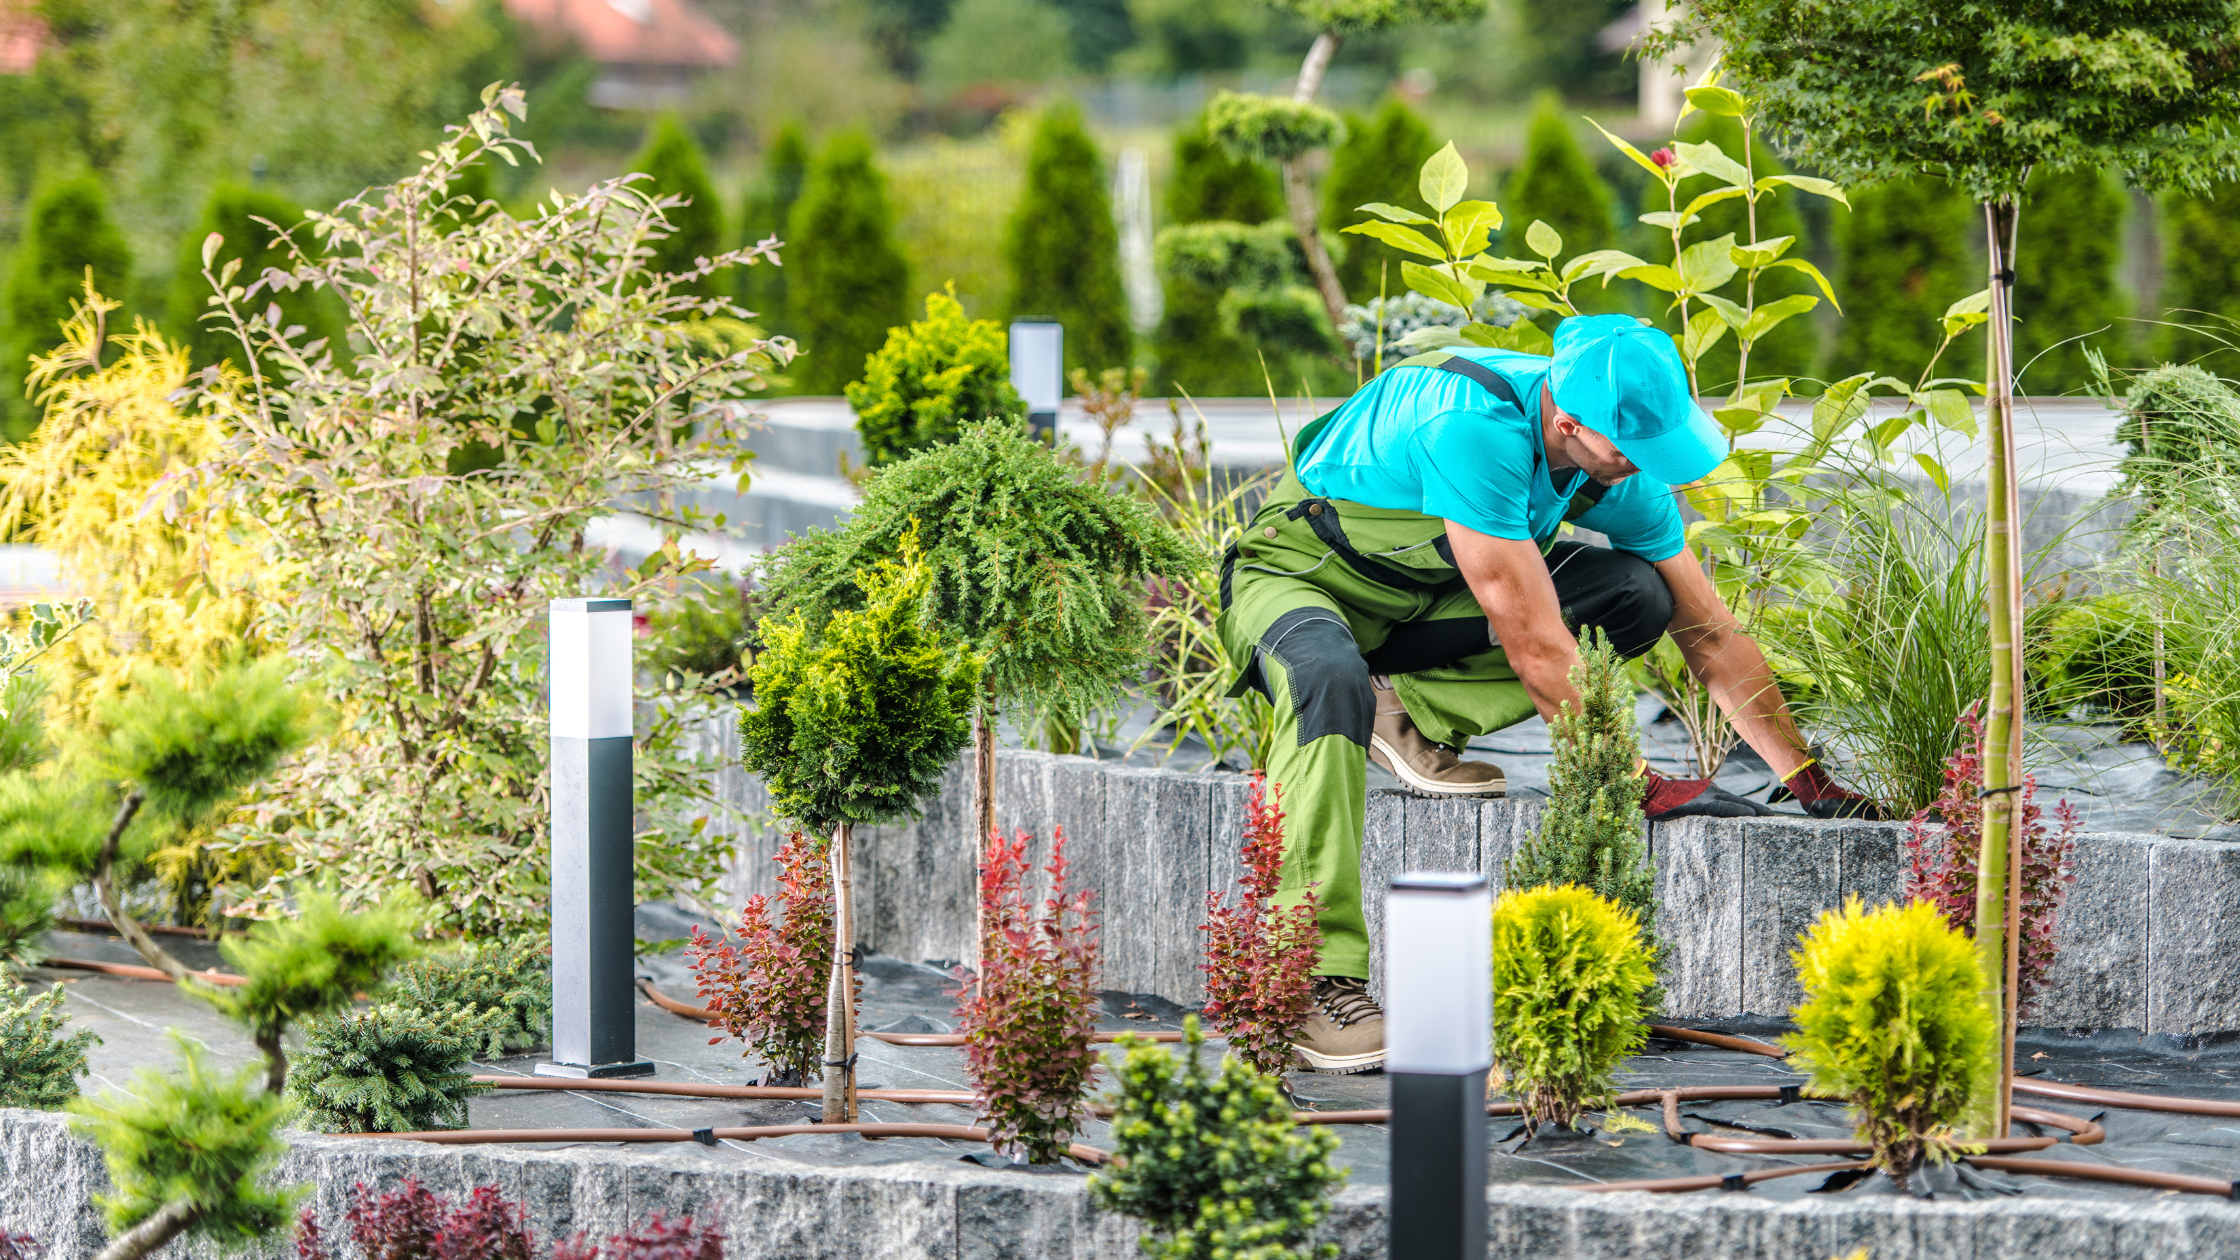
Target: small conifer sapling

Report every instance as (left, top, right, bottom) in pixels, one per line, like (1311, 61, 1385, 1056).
(954, 828, 1101, 1164)
(384, 936, 554, 1056)
(688, 829, 833, 1086)
(1490, 885, 1657, 1133)
(1199, 773, 1321, 1080)
(286, 1002, 503, 1133)
(0, 974, 97, 1108)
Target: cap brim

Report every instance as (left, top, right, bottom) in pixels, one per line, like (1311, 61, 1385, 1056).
(1612, 410, 1726, 485)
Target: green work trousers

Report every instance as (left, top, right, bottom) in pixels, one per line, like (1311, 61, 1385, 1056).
(1217, 469, 1675, 977)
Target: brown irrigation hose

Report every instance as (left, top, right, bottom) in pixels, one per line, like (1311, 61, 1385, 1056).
(58, 916, 215, 940)
(1576, 1161, 1872, 1195)
(473, 1075, 976, 1106)
(1650, 1024, 1786, 1057)
(1966, 1155, 2240, 1200)
(633, 977, 1185, 1044)
(332, 1121, 1111, 1165)
(2011, 1076, 2240, 1119)
(42, 955, 246, 987)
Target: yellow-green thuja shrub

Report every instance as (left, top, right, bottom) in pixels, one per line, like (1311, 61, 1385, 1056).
(1491, 884, 1657, 1133)
(1785, 897, 1997, 1184)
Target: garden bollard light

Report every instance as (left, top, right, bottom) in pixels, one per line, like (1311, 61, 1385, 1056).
(1009, 321, 1062, 442)
(1386, 871, 1491, 1260)
(537, 597, 654, 1080)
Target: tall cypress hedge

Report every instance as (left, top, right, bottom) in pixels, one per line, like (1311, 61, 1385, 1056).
(738, 123, 812, 336)
(2157, 182, 2240, 370)
(2012, 169, 2126, 395)
(1167, 112, 1283, 227)
(1005, 101, 1131, 375)
(1653, 114, 1818, 389)
(627, 115, 726, 299)
(789, 130, 911, 396)
(1324, 96, 1439, 299)
(3, 174, 133, 441)
(1827, 176, 1981, 385)
(169, 184, 338, 375)
(1503, 94, 1614, 260)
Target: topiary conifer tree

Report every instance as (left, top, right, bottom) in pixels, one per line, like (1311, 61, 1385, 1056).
(2156, 182, 2240, 370)
(1503, 94, 1614, 264)
(1006, 101, 1131, 375)
(1324, 96, 1440, 299)
(1826, 177, 1980, 385)
(846, 287, 1025, 465)
(1491, 884, 1656, 1133)
(626, 115, 727, 300)
(2013, 169, 2126, 396)
(740, 536, 982, 1123)
(1168, 113, 1284, 227)
(789, 131, 911, 395)
(169, 185, 341, 378)
(738, 123, 812, 336)
(1157, 112, 1288, 394)
(3, 174, 133, 441)
(0, 974, 96, 1108)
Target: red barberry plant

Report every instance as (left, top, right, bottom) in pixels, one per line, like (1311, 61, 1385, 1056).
(954, 826, 1101, 1165)
(551, 1213, 723, 1260)
(1903, 704, 2080, 1017)
(297, 1181, 535, 1260)
(1, 1232, 42, 1260)
(1201, 773, 1322, 1078)
(687, 830, 833, 1086)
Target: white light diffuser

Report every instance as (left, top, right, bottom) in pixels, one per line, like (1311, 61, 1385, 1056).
(550, 598, 633, 739)
(1385, 871, 1493, 1075)
(1009, 322, 1064, 415)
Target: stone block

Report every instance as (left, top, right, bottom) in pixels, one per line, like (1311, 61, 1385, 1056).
(1737, 818, 1846, 1016)
(1049, 756, 1116, 936)
(1479, 799, 1540, 895)
(1098, 768, 1215, 998)
(1836, 820, 1907, 909)
(864, 758, 975, 968)
(1651, 817, 1742, 1018)
(2034, 832, 2153, 1031)
(2148, 837, 2240, 1038)
(1399, 795, 1480, 874)
(1361, 791, 1405, 999)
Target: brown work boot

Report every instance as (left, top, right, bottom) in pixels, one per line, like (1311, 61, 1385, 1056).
(1367, 675, 1505, 797)
(1290, 976, 1387, 1074)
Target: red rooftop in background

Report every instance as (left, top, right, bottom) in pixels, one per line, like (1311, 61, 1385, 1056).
(505, 0, 738, 110)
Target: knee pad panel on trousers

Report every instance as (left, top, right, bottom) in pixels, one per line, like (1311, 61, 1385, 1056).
(1252, 607, 1375, 749)
(1545, 542, 1675, 660)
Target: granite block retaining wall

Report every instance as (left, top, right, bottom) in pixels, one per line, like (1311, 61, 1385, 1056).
(8, 1109, 2239, 1260)
(696, 723, 2240, 1038)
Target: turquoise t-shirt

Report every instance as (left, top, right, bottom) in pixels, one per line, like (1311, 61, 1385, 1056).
(1293, 347, 1687, 562)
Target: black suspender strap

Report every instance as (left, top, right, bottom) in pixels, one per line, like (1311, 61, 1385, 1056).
(1393, 350, 1527, 412)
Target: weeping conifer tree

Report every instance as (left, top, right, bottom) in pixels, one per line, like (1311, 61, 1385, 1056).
(789, 131, 911, 395)
(1827, 177, 1981, 385)
(3, 174, 133, 441)
(1324, 96, 1439, 298)
(2012, 169, 2126, 395)
(626, 115, 727, 299)
(1006, 101, 1132, 375)
(2156, 182, 2240, 370)
(738, 123, 812, 336)
(169, 185, 338, 375)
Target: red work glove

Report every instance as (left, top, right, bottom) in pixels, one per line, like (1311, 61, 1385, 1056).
(1640, 767, 1774, 820)
(1770, 760, 1886, 820)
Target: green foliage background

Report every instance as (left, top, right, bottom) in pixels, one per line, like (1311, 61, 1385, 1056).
(627, 116, 727, 301)
(1502, 94, 1613, 265)
(1005, 101, 1132, 376)
(738, 123, 813, 338)
(2014, 169, 2127, 396)
(1167, 113, 1283, 228)
(168, 185, 338, 377)
(790, 131, 912, 395)
(1324, 97, 1439, 299)
(2156, 182, 2240, 371)
(1826, 177, 1981, 385)
(4, 175, 133, 441)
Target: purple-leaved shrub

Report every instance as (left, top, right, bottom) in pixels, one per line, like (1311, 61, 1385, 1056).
(1200, 772, 1321, 1078)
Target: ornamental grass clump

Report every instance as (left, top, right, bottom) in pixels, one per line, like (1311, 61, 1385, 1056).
(0, 974, 96, 1108)
(1199, 773, 1320, 1079)
(383, 936, 553, 1057)
(688, 829, 833, 1087)
(286, 1002, 503, 1134)
(955, 827, 1100, 1164)
(1904, 706, 2078, 1019)
(1090, 1019, 1343, 1260)
(1785, 898, 1999, 1184)
(1491, 884, 1657, 1134)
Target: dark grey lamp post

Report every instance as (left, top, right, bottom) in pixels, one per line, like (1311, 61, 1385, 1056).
(1386, 870, 1492, 1258)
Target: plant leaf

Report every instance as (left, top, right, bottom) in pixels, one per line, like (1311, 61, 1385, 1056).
(1741, 293, 1819, 343)
(1442, 200, 1503, 257)
(1755, 174, 1849, 207)
(1588, 118, 1676, 182)
(1698, 292, 1748, 331)
(1524, 219, 1563, 259)
(1461, 320, 1554, 356)
(1675, 233, 1739, 293)
(1671, 140, 1751, 188)
(1419, 142, 1468, 215)
(1566, 248, 1652, 285)
(1402, 260, 1481, 310)
(1638, 210, 1699, 230)
(1357, 201, 1435, 225)
(1619, 263, 1683, 293)
(1684, 84, 1750, 117)
(1729, 235, 1797, 269)
(1682, 306, 1729, 363)
(1340, 221, 1446, 261)
(1912, 452, 1951, 495)
(1765, 256, 1842, 313)
(1922, 387, 1979, 437)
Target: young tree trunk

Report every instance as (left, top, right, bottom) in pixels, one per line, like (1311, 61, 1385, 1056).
(1286, 29, 1349, 331)
(821, 822, 860, 1123)
(1971, 197, 2028, 1139)
(91, 791, 193, 983)
(91, 1198, 199, 1260)
(969, 687, 997, 978)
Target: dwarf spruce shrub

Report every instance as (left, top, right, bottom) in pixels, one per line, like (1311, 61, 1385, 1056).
(845, 288, 1025, 466)
(384, 936, 553, 1057)
(1504, 629, 1659, 963)
(1199, 773, 1320, 1079)
(956, 828, 1100, 1163)
(1091, 1019, 1343, 1260)
(689, 830, 833, 1086)
(287, 1002, 500, 1133)
(0, 975, 96, 1108)
(1491, 884, 1656, 1132)
(1786, 897, 1998, 1182)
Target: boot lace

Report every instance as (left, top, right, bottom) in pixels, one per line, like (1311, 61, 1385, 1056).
(1313, 976, 1382, 1029)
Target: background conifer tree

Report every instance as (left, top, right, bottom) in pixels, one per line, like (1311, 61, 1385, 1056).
(1827, 177, 1981, 384)
(626, 115, 726, 300)
(1005, 101, 1131, 375)
(2156, 183, 2240, 370)
(1167, 113, 1284, 227)
(1503, 94, 1614, 263)
(168, 185, 337, 376)
(738, 123, 812, 337)
(1656, 113, 1818, 388)
(2013, 170, 2127, 395)
(3, 174, 133, 441)
(790, 130, 910, 395)
(1154, 113, 1283, 395)
(1324, 96, 1439, 298)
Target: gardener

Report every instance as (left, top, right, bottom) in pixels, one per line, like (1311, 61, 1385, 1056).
(1218, 313, 1880, 1075)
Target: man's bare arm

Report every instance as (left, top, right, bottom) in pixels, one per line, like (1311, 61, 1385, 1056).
(1444, 520, 1587, 723)
(1652, 548, 1811, 779)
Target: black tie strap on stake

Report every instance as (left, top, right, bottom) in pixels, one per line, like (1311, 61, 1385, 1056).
(691, 1128, 717, 1146)
(1721, 1173, 1749, 1192)
(1977, 784, 2023, 799)
(2229, 1180, 2240, 1201)
(822, 1052, 860, 1070)
(1995, 268, 2016, 286)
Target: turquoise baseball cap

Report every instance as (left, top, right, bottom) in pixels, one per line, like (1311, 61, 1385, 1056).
(1548, 314, 1725, 485)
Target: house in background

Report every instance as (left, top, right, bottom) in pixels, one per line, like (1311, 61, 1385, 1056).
(1, 0, 47, 75)
(505, 0, 738, 111)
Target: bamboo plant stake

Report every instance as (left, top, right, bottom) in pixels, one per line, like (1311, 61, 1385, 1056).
(822, 823, 860, 1122)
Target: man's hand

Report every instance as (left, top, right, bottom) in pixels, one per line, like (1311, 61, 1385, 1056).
(1444, 522, 1588, 723)
(1770, 761, 1887, 820)
(1642, 768, 1773, 819)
